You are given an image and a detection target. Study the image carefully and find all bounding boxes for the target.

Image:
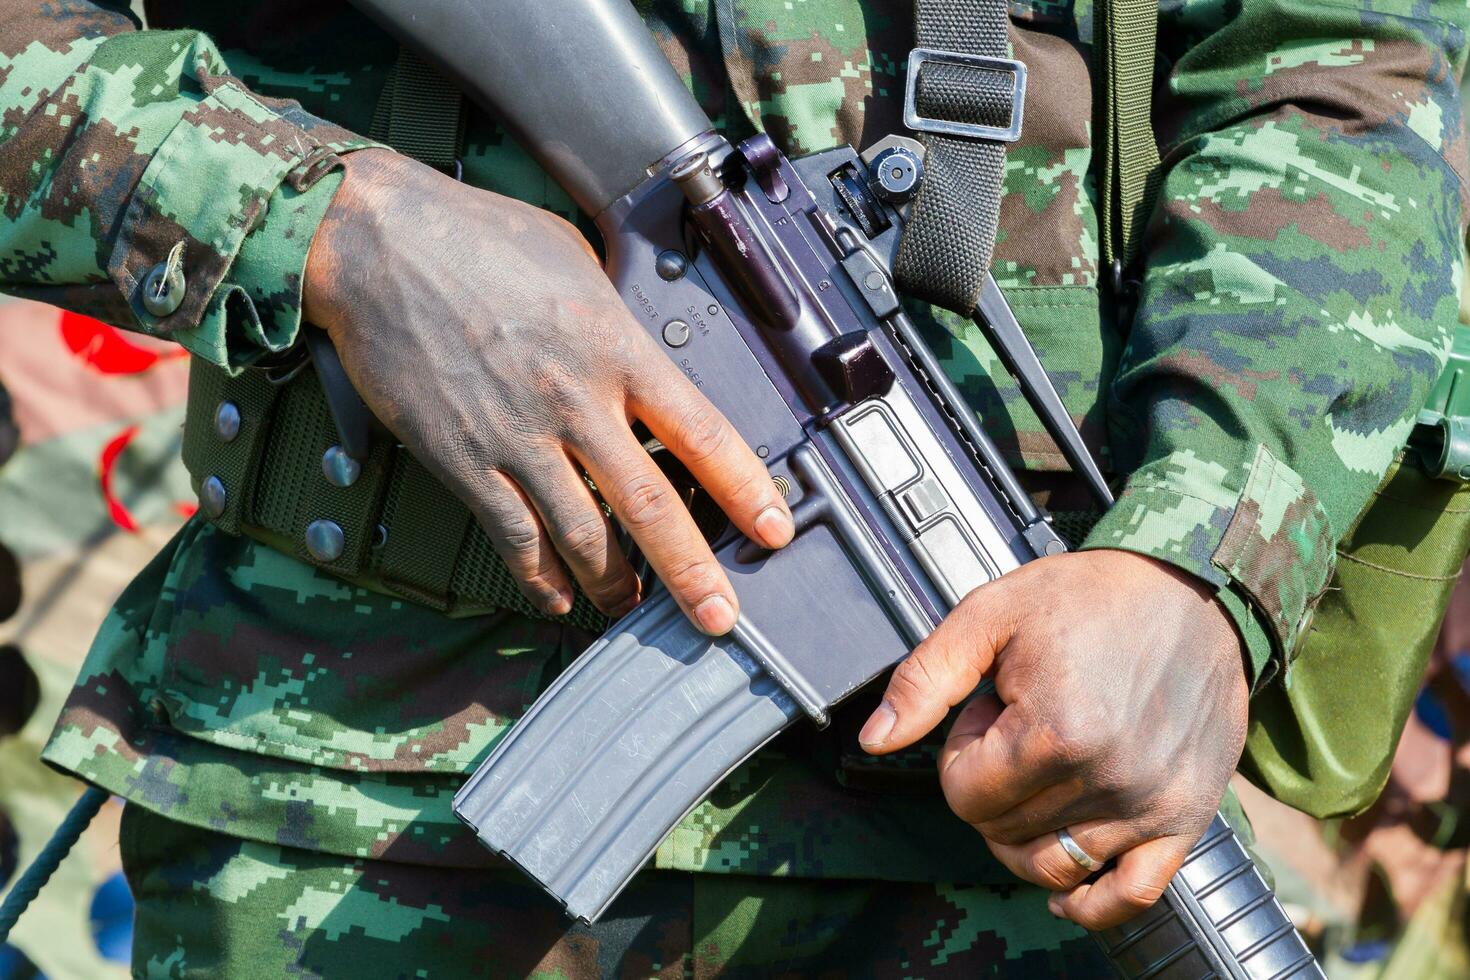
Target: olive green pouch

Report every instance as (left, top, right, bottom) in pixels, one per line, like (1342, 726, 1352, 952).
(1240, 327, 1470, 818)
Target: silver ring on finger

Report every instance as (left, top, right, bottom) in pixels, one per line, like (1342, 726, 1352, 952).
(1057, 827, 1101, 871)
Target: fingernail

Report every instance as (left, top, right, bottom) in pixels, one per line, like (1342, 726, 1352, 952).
(753, 505, 794, 549)
(546, 590, 573, 616)
(1047, 897, 1064, 918)
(693, 595, 736, 635)
(858, 701, 896, 749)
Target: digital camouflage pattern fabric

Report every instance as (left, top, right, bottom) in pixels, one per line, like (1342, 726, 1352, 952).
(0, 6, 383, 369)
(120, 805, 1108, 979)
(1, 0, 1468, 975)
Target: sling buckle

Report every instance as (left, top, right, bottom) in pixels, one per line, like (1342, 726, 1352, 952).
(903, 48, 1026, 143)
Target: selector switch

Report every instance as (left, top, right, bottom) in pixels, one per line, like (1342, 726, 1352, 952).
(662, 319, 692, 348)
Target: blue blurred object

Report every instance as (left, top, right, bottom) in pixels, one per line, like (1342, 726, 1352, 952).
(1417, 686, 1452, 740)
(88, 872, 131, 965)
(1414, 649, 1470, 740)
(1452, 650, 1470, 689)
(1339, 938, 1393, 964)
(0, 942, 41, 980)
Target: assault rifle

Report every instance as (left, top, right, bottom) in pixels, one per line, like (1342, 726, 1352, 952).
(349, 1, 1323, 976)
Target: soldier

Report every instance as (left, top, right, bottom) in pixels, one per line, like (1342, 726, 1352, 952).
(2, 0, 1466, 976)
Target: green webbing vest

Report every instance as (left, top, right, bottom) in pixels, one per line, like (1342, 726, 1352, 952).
(369, 47, 466, 172)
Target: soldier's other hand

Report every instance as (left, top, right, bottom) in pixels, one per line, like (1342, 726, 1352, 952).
(303, 150, 793, 633)
(858, 549, 1249, 930)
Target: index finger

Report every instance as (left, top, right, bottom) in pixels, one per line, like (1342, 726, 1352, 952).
(573, 427, 741, 636)
(631, 361, 794, 552)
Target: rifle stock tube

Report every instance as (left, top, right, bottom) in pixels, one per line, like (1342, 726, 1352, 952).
(349, 0, 714, 215)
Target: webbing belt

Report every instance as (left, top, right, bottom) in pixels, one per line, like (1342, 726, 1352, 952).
(181, 360, 608, 633)
(181, 53, 604, 630)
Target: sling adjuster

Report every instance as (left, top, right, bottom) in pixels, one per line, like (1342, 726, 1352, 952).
(903, 48, 1026, 143)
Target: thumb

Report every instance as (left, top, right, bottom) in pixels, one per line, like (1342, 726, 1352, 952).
(859, 580, 1018, 754)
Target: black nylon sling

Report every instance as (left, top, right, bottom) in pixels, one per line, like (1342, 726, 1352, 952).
(893, 0, 1023, 316)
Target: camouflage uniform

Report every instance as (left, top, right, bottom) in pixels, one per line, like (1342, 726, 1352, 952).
(2, 0, 1468, 975)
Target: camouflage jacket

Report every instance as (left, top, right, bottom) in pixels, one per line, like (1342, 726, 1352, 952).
(5, 0, 1469, 883)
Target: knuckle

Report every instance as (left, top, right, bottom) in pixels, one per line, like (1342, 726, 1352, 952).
(530, 358, 594, 420)
(497, 515, 543, 558)
(582, 313, 631, 360)
(974, 820, 1027, 848)
(660, 553, 721, 596)
(519, 571, 558, 594)
(1088, 761, 1132, 801)
(670, 401, 730, 464)
(1029, 853, 1081, 891)
(1034, 716, 1106, 771)
(939, 776, 979, 824)
(888, 653, 940, 705)
(1070, 906, 1111, 932)
(616, 473, 676, 531)
(517, 573, 565, 605)
(1121, 877, 1167, 911)
(582, 573, 635, 605)
(716, 470, 766, 515)
(558, 511, 610, 562)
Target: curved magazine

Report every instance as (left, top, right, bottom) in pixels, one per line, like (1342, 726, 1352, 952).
(453, 589, 800, 922)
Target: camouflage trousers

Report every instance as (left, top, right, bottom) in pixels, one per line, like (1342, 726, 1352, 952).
(120, 805, 1112, 979)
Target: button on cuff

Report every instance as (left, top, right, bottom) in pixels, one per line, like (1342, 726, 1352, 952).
(141, 256, 187, 317)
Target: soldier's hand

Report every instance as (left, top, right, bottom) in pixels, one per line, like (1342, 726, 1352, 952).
(303, 149, 793, 632)
(858, 549, 1249, 930)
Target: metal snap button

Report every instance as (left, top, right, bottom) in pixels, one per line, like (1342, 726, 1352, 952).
(200, 475, 227, 518)
(215, 401, 241, 442)
(321, 445, 361, 488)
(305, 519, 345, 562)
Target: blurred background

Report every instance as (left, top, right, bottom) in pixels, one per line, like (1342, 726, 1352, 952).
(0, 302, 189, 979)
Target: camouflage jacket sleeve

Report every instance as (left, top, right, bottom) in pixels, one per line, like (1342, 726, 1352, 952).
(0, 0, 383, 370)
(1080, 0, 1469, 684)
